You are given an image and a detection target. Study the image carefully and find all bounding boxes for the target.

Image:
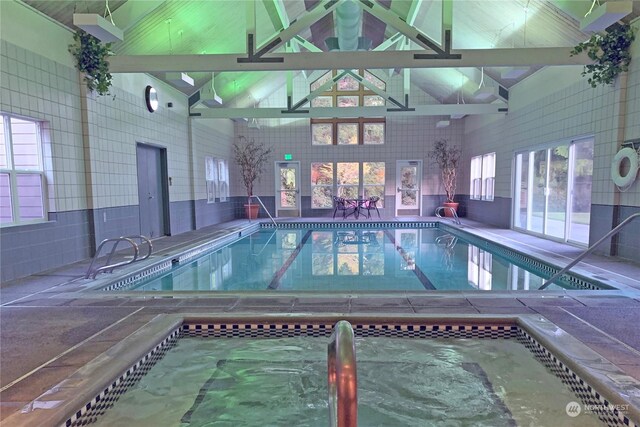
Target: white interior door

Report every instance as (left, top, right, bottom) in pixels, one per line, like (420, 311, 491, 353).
(275, 161, 300, 217)
(395, 160, 422, 216)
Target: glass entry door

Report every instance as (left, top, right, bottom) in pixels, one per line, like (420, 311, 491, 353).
(395, 160, 422, 216)
(513, 138, 592, 245)
(275, 162, 300, 217)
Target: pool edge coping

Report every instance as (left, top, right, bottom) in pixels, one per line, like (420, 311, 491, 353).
(3, 313, 639, 427)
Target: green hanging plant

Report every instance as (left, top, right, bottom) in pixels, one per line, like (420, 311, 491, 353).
(68, 30, 113, 96)
(570, 23, 636, 88)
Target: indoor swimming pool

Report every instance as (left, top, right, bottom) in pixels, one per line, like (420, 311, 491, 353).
(107, 224, 610, 292)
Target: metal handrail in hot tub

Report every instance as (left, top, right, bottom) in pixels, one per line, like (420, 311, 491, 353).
(328, 320, 358, 427)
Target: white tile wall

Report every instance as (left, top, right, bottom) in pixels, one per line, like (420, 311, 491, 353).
(463, 35, 640, 210)
(1, 39, 86, 213)
(191, 118, 234, 200)
(233, 71, 464, 202)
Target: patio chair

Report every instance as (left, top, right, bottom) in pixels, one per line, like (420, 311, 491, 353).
(333, 196, 357, 219)
(361, 196, 381, 219)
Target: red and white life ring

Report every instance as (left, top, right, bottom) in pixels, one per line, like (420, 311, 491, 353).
(611, 147, 639, 188)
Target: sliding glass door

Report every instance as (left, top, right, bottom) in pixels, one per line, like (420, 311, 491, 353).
(513, 137, 593, 245)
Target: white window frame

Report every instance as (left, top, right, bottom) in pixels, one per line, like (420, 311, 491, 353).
(311, 162, 385, 208)
(0, 113, 47, 226)
(469, 152, 495, 201)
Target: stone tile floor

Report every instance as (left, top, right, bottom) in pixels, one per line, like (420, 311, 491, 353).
(1, 217, 640, 421)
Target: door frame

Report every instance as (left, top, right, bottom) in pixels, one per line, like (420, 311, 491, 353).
(136, 142, 171, 237)
(395, 160, 422, 216)
(274, 161, 301, 217)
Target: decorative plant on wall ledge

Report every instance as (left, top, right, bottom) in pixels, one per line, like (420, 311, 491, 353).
(570, 23, 636, 88)
(68, 29, 113, 96)
(427, 139, 462, 204)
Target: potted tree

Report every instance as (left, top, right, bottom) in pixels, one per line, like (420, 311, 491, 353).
(233, 135, 272, 219)
(428, 139, 462, 216)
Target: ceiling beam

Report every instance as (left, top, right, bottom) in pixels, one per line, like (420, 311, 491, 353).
(263, 0, 290, 32)
(110, 48, 590, 73)
(190, 103, 508, 119)
(110, 0, 165, 32)
(357, 0, 445, 54)
(249, 0, 340, 58)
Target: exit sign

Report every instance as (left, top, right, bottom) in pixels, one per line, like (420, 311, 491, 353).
(284, 154, 292, 160)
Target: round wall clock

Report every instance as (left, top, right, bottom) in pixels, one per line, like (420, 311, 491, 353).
(145, 85, 158, 112)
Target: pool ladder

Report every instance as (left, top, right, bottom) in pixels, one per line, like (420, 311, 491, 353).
(539, 212, 640, 289)
(435, 206, 461, 225)
(85, 235, 153, 279)
(328, 321, 358, 427)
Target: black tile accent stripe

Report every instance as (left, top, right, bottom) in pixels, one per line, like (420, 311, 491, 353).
(440, 224, 610, 291)
(261, 221, 438, 230)
(65, 328, 180, 426)
(66, 322, 637, 427)
(384, 230, 436, 290)
(267, 230, 313, 290)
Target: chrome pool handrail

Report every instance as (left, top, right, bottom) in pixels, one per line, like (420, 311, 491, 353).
(252, 195, 277, 226)
(539, 212, 640, 290)
(328, 320, 357, 427)
(435, 206, 461, 225)
(85, 237, 139, 279)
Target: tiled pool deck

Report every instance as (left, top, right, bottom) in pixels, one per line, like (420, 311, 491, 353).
(1, 217, 640, 422)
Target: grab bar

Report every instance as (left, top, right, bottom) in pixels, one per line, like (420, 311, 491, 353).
(539, 212, 640, 289)
(124, 235, 153, 261)
(252, 195, 277, 226)
(435, 206, 461, 225)
(85, 237, 139, 279)
(328, 320, 357, 427)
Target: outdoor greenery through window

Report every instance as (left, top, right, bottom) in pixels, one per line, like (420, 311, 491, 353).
(0, 113, 46, 225)
(470, 152, 496, 201)
(311, 162, 385, 208)
(310, 70, 385, 145)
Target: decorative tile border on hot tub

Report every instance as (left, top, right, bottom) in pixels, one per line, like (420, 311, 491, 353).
(64, 328, 181, 427)
(65, 321, 637, 427)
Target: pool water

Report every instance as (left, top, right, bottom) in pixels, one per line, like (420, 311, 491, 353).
(91, 337, 602, 426)
(125, 228, 592, 292)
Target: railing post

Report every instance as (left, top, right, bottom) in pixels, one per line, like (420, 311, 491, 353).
(328, 320, 357, 427)
(539, 212, 640, 289)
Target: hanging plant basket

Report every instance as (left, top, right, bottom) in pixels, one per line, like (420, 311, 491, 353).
(571, 23, 636, 88)
(68, 29, 113, 96)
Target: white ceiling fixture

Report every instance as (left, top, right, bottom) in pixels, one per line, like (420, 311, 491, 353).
(500, 67, 529, 80)
(436, 120, 451, 128)
(165, 72, 194, 88)
(473, 87, 498, 101)
(73, 13, 124, 42)
(450, 114, 466, 119)
(198, 73, 223, 107)
(580, 1, 632, 32)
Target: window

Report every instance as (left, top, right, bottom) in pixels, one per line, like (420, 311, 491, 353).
(311, 162, 385, 208)
(310, 70, 386, 145)
(311, 162, 333, 208)
(513, 138, 593, 245)
(0, 114, 47, 225)
(469, 152, 495, 201)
